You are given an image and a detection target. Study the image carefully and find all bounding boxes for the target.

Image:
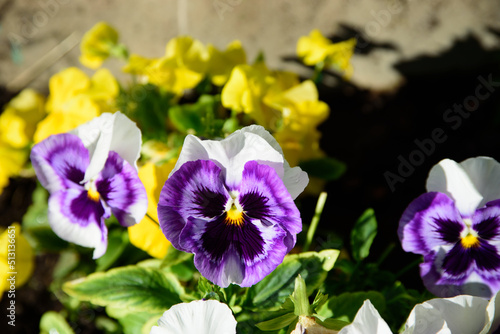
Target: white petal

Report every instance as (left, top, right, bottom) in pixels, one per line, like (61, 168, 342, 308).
(404, 295, 488, 334)
(460, 157, 500, 207)
(237, 125, 308, 199)
(48, 189, 109, 259)
(71, 112, 142, 183)
(338, 300, 392, 334)
(172, 129, 284, 187)
(150, 300, 237, 334)
(426, 159, 483, 216)
(480, 290, 500, 334)
(171, 125, 308, 199)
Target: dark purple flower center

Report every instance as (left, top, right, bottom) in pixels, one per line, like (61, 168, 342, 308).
(198, 190, 271, 263)
(434, 216, 500, 276)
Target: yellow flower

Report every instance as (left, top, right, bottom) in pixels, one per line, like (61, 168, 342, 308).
(34, 67, 119, 143)
(275, 128, 324, 168)
(122, 54, 156, 77)
(0, 143, 27, 193)
(297, 29, 356, 76)
(128, 161, 175, 259)
(207, 40, 246, 86)
(221, 62, 279, 127)
(0, 223, 34, 298)
(79, 22, 126, 69)
(124, 36, 209, 95)
(265, 80, 329, 132)
(0, 89, 45, 148)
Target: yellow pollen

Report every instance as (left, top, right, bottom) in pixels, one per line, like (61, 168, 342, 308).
(461, 234, 480, 249)
(225, 205, 244, 226)
(87, 188, 100, 202)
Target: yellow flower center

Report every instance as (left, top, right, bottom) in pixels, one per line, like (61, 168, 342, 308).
(461, 234, 480, 249)
(87, 187, 100, 202)
(225, 204, 244, 226)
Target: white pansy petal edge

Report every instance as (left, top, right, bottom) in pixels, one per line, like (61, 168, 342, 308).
(338, 300, 392, 334)
(426, 157, 500, 216)
(70, 111, 142, 183)
(337, 292, 500, 334)
(150, 300, 237, 334)
(170, 124, 308, 199)
(404, 291, 500, 334)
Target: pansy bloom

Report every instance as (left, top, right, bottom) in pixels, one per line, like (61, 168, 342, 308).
(158, 125, 308, 287)
(31, 112, 147, 258)
(399, 157, 500, 298)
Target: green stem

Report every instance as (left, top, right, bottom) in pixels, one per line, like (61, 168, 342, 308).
(312, 62, 325, 85)
(303, 192, 328, 252)
(394, 257, 422, 279)
(376, 243, 395, 266)
(146, 213, 159, 226)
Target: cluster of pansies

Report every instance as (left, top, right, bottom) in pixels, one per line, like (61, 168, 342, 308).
(3, 21, 500, 334)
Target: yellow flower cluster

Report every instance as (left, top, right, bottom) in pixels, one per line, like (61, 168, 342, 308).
(0, 66, 119, 195)
(0, 89, 45, 192)
(34, 67, 119, 143)
(123, 37, 246, 95)
(80, 22, 128, 69)
(0, 223, 34, 300)
(128, 160, 176, 258)
(221, 61, 329, 166)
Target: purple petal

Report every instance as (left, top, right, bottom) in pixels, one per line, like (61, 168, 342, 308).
(398, 192, 464, 255)
(420, 251, 498, 298)
(441, 242, 476, 277)
(158, 160, 229, 250)
(48, 188, 109, 258)
(31, 133, 89, 193)
(237, 161, 302, 251)
(96, 151, 147, 227)
(420, 240, 500, 298)
(180, 216, 288, 287)
(475, 202, 500, 241)
(473, 241, 500, 273)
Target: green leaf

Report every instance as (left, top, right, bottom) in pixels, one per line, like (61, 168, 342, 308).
(256, 313, 297, 331)
(248, 249, 339, 309)
(22, 184, 69, 251)
(63, 265, 183, 314)
(314, 316, 349, 331)
(299, 157, 346, 181)
(351, 208, 377, 262)
(291, 275, 310, 316)
(168, 94, 223, 137)
(118, 312, 163, 334)
(169, 104, 203, 134)
(316, 291, 385, 323)
(160, 245, 194, 268)
(96, 229, 129, 271)
(40, 311, 75, 334)
(116, 84, 173, 141)
(52, 250, 80, 280)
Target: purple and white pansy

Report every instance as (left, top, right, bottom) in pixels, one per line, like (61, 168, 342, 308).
(31, 112, 147, 258)
(399, 157, 500, 298)
(158, 125, 308, 287)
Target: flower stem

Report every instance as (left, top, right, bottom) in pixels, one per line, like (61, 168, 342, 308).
(394, 257, 422, 279)
(303, 192, 328, 252)
(376, 242, 395, 266)
(146, 213, 160, 226)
